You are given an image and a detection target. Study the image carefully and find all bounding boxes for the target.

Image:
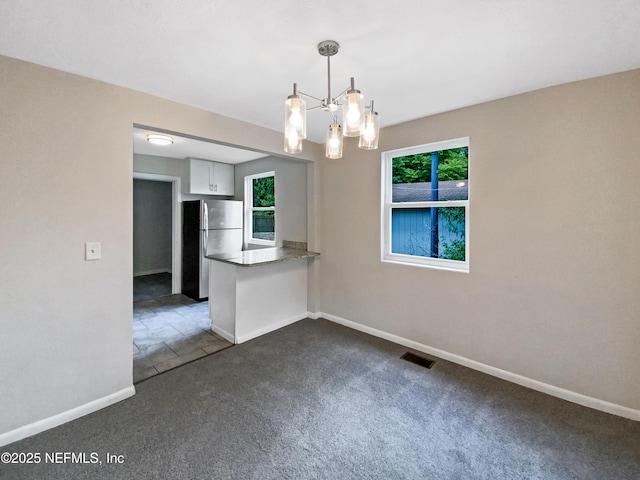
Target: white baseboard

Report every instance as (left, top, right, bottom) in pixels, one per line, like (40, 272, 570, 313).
(315, 312, 640, 422)
(210, 323, 235, 344)
(0, 386, 136, 447)
(133, 269, 171, 277)
(236, 312, 308, 344)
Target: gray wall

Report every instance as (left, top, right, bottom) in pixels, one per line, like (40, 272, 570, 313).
(0, 53, 321, 442)
(133, 153, 188, 180)
(315, 69, 640, 414)
(133, 179, 172, 275)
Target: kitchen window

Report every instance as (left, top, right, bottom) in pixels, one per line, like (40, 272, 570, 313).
(245, 171, 275, 246)
(381, 137, 469, 272)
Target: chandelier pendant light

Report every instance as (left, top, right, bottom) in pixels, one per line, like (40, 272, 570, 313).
(284, 40, 380, 159)
(359, 100, 379, 150)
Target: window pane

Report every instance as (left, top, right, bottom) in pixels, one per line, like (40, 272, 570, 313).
(253, 176, 275, 207)
(392, 147, 468, 202)
(252, 210, 274, 241)
(391, 207, 465, 260)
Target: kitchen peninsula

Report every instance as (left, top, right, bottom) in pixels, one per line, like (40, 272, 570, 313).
(206, 242, 319, 344)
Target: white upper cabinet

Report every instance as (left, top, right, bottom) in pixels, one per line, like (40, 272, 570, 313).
(212, 161, 235, 196)
(185, 158, 235, 196)
(188, 158, 212, 194)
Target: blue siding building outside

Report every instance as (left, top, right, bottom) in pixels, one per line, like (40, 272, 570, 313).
(391, 208, 463, 258)
(391, 180, 467, 259)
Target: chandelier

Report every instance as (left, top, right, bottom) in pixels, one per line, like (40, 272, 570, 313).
(284, 40, 380, 159)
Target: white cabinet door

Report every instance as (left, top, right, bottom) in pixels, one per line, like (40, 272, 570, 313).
(189, 158, 213, 194)
(212, 162, 234, 196)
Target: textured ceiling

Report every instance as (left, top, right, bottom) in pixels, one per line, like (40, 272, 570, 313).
(1, 1, 639, 146)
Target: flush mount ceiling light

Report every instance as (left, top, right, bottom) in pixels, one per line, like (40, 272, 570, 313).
(284, 40, 380, 159)
(146, 133, 174, 146)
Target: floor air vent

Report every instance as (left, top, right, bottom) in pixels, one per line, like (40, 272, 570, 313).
(401, 352, 435, 369)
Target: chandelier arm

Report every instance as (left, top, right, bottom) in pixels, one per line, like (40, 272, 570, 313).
(306, 105, 324, 112)
(296, 90, 325, 103)
(335, 87, 350, 99)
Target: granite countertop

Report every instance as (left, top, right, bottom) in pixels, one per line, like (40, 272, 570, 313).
(206, 247, 320, 267)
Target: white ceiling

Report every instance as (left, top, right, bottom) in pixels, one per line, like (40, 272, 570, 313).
(1, 1, 639, 147)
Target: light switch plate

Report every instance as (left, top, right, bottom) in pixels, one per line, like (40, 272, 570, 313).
(85, 242, 101, 260)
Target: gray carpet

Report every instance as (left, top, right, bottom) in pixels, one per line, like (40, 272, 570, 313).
(3, 319, 639, 479)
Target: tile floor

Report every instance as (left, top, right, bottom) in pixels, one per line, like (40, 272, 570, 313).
(133, 274, 232, 383)
(133, 272, 172, 302)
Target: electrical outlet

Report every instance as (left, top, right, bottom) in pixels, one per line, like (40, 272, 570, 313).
(85, 242, 101, 260)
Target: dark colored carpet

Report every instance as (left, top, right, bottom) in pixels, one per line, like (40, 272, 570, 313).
(3, 319, 639, 479)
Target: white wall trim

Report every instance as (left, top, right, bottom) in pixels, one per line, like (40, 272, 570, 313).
(210, 323, 235, 344)
(235, 312, 308, 344)
(132, 172, 182, 294)
(133, 268, 171, 277)
(314, 312, 640, 422)
(0, 386, 135, 447)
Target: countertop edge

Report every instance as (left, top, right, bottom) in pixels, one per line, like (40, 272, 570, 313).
(206, 247, 320, 267)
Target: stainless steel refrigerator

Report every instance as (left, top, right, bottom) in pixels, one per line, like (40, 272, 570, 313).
(182, 199, 243, 301)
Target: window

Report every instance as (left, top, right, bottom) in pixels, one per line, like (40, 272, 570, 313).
(381, 137, 469, 272)
(245, 172, 275, 246)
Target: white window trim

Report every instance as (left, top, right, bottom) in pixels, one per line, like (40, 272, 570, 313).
(244, 171, 276, 247)
(381, 137, 470, 273)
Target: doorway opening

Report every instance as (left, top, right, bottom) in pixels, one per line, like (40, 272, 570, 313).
(132, 173, 231, 383)
(133, 173, 181, 296)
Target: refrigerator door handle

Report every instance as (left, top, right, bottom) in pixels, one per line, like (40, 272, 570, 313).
(202, 202, 209, 256)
